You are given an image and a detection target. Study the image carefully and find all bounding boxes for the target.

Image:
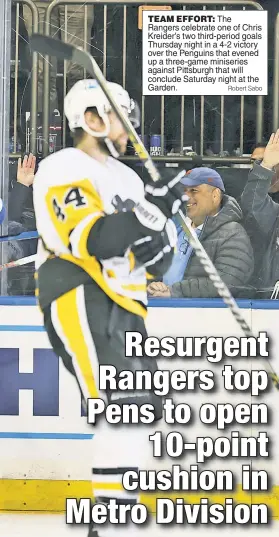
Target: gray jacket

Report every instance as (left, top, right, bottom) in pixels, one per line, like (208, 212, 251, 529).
(170, 195, 254, 298)
(240, 162, 279, 295)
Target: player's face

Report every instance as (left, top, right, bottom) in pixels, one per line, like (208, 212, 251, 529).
(251, 146, 265, 164)
(84, 110, 128, 155)
(184, 184, 221, 226)
(108, 111, 129, 155)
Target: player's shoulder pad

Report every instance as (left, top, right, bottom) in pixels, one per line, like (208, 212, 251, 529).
(35, 148, 102, 189)
(109, 157, 145, 194)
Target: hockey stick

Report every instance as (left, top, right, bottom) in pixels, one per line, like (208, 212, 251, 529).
(30, 34, 279, 390)
(0, 254, 36, 272)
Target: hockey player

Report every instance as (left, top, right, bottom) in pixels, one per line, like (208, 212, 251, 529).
(33, 79, 187, 536)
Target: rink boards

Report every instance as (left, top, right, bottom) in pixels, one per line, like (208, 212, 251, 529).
(0, 297, 278, 516)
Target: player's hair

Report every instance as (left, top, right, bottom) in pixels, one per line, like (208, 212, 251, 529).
(71, 106, 99, 145)
(251, 141, 267, 152)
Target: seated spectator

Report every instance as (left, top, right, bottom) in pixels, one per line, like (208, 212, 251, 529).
(7, 154, 37, 295)
(148, 168, 254, 298)
(241, 129, 279, 298)
(249, 140, 279, 201)
(250, 141, 267, 165)
(9, 153, 36, 230)
(6, 221, 35, 296)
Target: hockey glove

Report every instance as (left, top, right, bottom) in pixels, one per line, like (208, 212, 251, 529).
(134, 170, 187, 232)
(131, 219, 177, 277)
(134, 170, 188, 232)
(144, 169, 188, 218)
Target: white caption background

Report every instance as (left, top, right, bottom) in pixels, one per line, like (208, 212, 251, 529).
(142, 10, 268, 96)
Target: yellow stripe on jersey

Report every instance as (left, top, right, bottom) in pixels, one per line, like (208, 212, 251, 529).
(59, 253, 147, 319)
(55, 287, 99, 399)
(122, 283, 146, 292)
(45, 179, 104, 252)
(128, 252, 136, 271)
(73, 213, 102, 259)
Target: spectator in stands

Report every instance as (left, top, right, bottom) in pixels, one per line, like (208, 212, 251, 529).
(7, 154, 37, 295)
(148, 168, 254, 298)
(9, 153, 36, 229)
(249, 140, 279, 196)
(23, 2, 94, 111)
(241, 129, 279, 298)
(250, 141, 267, 165)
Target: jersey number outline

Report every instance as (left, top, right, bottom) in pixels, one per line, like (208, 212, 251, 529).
(52, 187, 87, 221)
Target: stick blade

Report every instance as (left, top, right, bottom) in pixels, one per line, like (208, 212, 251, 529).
(30, 33, 95, 76)
(30, 33, 75, 62)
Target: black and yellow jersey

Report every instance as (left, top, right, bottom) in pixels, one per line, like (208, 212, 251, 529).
(33, 147, 152, 318)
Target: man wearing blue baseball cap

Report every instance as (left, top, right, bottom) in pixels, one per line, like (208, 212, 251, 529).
(148, 167, 254, 298)
(179, 167, 226, 227)
(181, 167, 225, 190)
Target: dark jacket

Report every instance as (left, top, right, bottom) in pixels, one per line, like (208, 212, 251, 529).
(9, 182, 36, 231)
(170, 195, 254, 298)
(6, 222, 35, 296)
(240, 162, 279, 296)
(7, 182, 37, 295)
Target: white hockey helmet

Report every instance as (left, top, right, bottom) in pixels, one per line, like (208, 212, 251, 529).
(64, 79, 140, 157)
